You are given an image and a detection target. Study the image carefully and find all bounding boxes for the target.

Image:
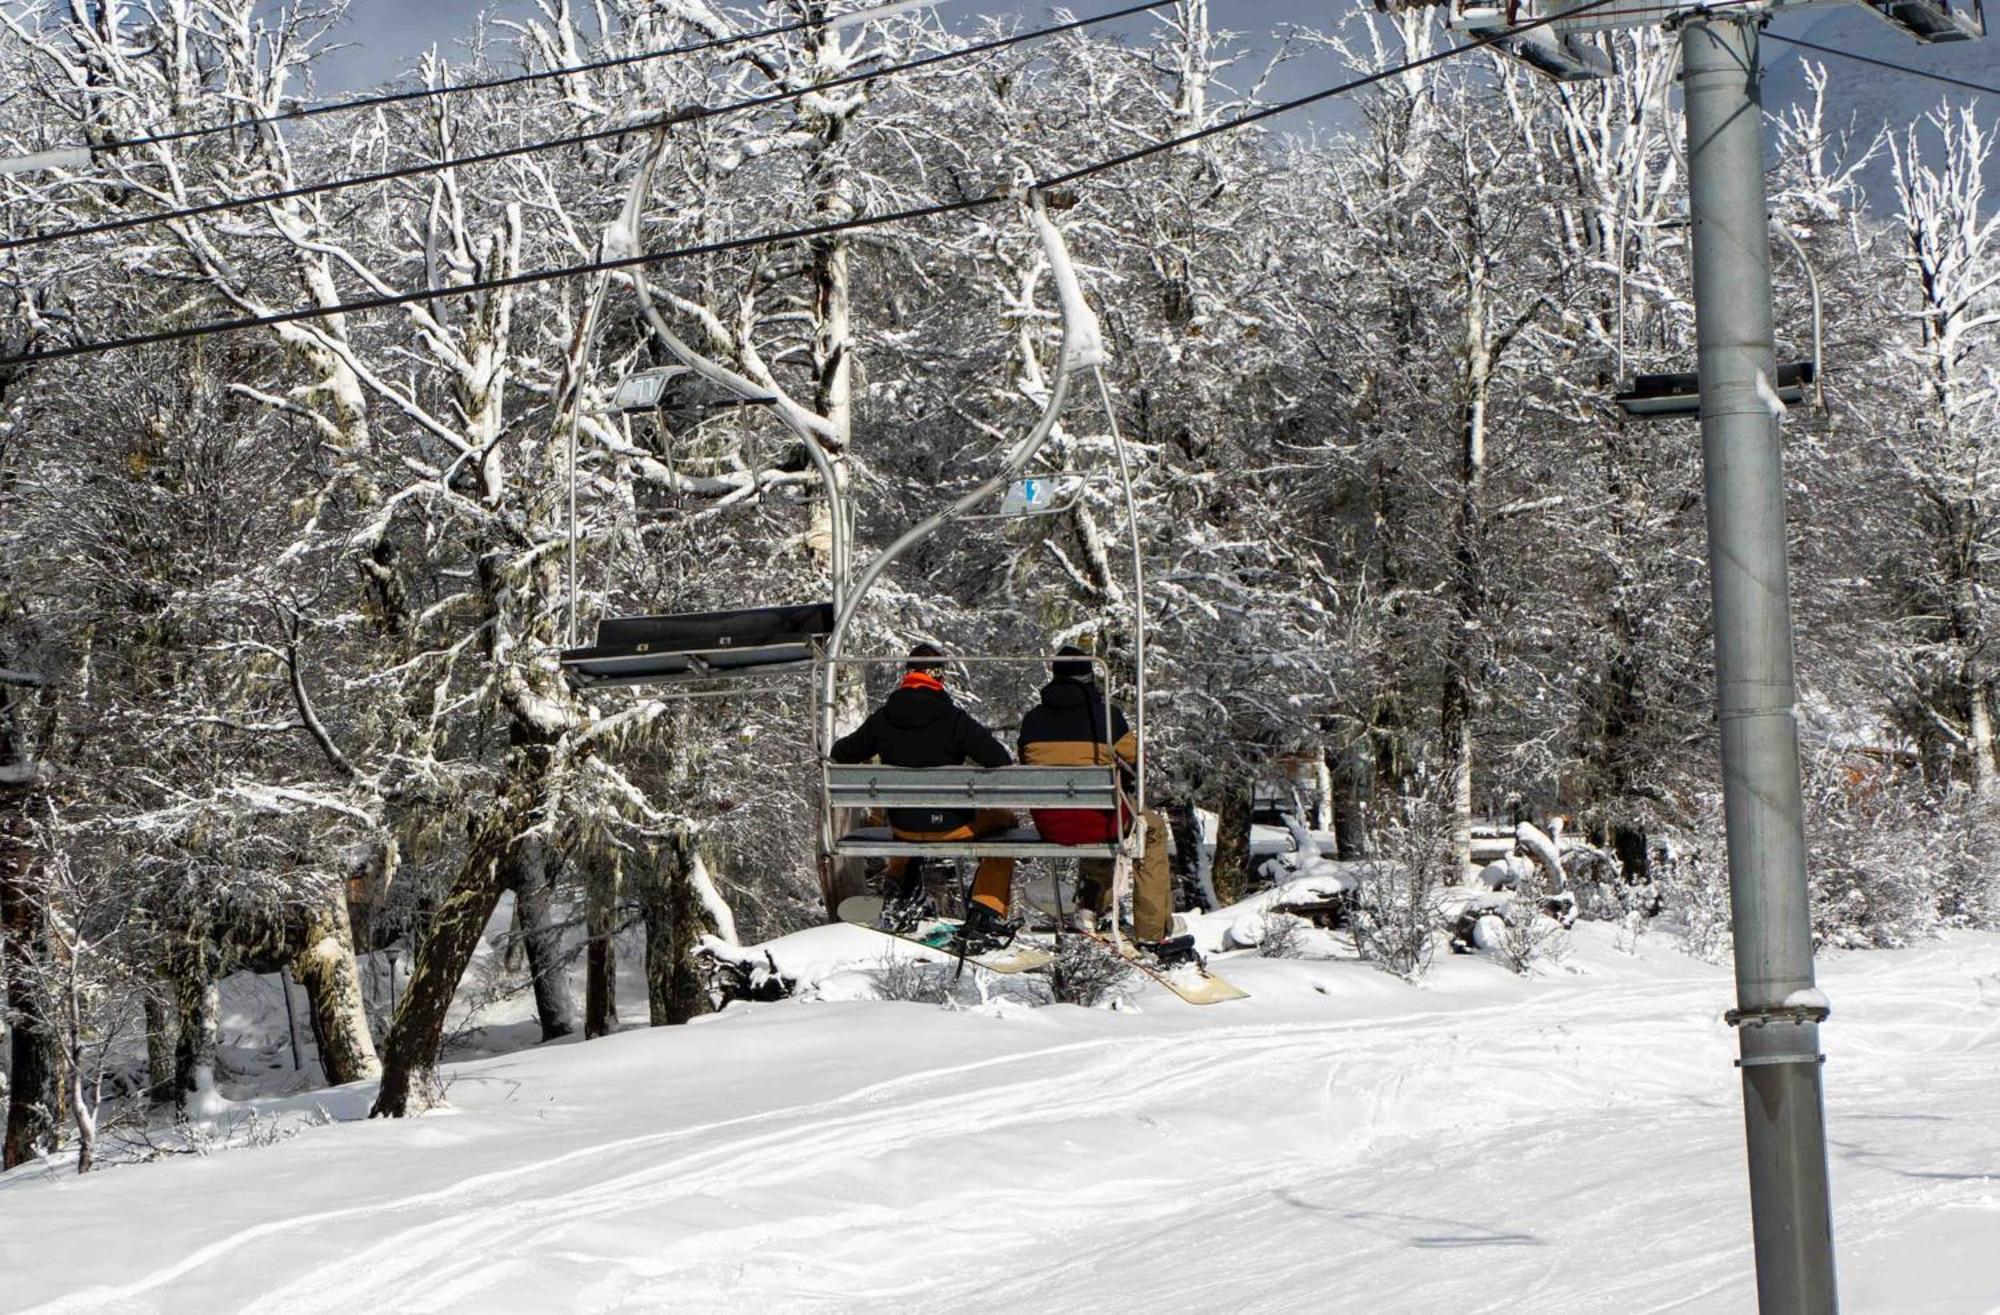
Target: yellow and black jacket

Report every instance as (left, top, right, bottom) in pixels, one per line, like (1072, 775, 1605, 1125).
(1017, 677, 1134, 844)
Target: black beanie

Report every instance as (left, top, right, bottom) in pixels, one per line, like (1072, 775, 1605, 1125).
(1052, 644, 1093, 682)
(906, 642, 945, 675)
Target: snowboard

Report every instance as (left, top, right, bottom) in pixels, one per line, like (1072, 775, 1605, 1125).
(1027, 897, 1249, 1005)
(836, 895, 1056, 974)
(1085, 928, 1249, 1005)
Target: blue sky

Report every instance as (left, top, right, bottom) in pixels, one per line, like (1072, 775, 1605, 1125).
(306, 0, 1990, 190)
(312, 0, 1339, 98)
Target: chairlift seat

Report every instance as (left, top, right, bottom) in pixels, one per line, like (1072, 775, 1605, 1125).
(1614, 360, 1816, 419)
(1865, 0, 1984, 40)
(826, 764, 1125, 859)
(831, 825, 1120, 860)
(561, 601, 833, 688)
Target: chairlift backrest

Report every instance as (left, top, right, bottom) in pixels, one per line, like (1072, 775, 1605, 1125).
(825, 764, 1121, 812)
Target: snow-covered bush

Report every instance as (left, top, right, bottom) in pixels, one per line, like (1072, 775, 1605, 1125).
(1804, 755, 2000, 948)
(1351, 784, 1452, 981)
(1049, 937, 1137, 1009)
(867, 955, 956, 1006)
(1257, 913, 1315, 959)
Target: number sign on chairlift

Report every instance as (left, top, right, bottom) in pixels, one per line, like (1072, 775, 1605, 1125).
(606, 366, 687, 413)
(998, 475, 1075, 517)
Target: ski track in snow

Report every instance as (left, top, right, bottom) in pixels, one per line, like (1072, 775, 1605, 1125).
(8, 932, 2000, 1314)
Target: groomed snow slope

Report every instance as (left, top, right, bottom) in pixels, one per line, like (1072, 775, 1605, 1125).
(4, 927, 1998, 1314)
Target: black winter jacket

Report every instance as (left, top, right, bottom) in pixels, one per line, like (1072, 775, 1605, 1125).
(829, 681, 1012, 831)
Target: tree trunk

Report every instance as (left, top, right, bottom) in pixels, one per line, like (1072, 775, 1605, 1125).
(175, 976, 221, 1115)
(1327, 735, 1372, 861)
(2, 861, 59, 1167)
(1210, 784, 1254, 905)
(1441, 266, 1493, 882)
(641, 829, 717, 1026)
(505, 837, 578, 1042)
(144, 993, 176, 1107)
(820, 807, 872, 920)
(369, 807, 515, 1118)
(583, 861, 618, 1038)
(289, 882, 382, 1084)
(2, 688, 60, 1167)
(1439, 671, 1474, 881)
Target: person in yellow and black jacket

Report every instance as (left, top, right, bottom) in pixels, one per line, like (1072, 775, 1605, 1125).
(829, 644, 1018, 941)
(1017, 646, 1184, 955)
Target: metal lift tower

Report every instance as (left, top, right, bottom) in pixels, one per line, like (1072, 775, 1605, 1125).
(1378, 0, 1986, 1309)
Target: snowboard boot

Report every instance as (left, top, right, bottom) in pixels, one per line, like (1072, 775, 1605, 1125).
(880, 890, 939, 935)
(1137, 933, 1201, 970)
(954, 901, 1018, 954)
(879, 862, 940, 933)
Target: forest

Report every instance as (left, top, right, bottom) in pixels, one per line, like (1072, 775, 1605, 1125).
(1, 0, 1997, 1173)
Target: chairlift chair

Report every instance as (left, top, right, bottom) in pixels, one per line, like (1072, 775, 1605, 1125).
(557, 354, 822, 695)
(1614, 359, 1818, 419)
(822, 652, 1133, 866)
(1611, 215, 1829, 421)
(1865, 0, 1985, 40)
(813, 191, 1153, 940)
(560, 601, 834, 689)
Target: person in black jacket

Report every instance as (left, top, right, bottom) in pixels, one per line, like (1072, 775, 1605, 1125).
(1018, 645, 1179, 950)
(830, 645, 1018, 935)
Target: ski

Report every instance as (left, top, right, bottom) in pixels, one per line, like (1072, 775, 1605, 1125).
(836, 895, 1056, 974)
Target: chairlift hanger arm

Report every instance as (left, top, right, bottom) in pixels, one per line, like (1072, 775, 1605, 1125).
(618, 126, 853, 607)
(824, 190, 1100, 661)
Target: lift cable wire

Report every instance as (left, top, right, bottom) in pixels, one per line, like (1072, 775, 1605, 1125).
(39, 1, 946, 159)
(0, 0, 1626, 371)
(1762, 32, 2000, 100)
(1, 0, 1176, 254)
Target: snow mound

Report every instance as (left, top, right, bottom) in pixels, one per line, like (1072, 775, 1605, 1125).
(700, 922, 953, 999)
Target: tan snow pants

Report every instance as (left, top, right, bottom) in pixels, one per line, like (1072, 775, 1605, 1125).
(1074, 809, 1174, 943)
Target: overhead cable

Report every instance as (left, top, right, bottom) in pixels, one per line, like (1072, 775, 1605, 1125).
(0, 0, 1623, 369)
(12, 0, 954, 160)
(1763, 32, 1999, 100)
(1, 0, 1175, 254)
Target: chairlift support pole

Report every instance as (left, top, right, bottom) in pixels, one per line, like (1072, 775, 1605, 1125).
(1680, 15, 1837, 1311)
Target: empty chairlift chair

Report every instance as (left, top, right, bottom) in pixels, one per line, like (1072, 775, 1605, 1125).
(1614, 360, 1818, 419)
(1865, 0, 1984, 40)
(560, 601, 834, 689)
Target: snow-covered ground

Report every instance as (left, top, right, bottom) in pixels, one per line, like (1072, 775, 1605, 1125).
(4, 925, 1998, 1314)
